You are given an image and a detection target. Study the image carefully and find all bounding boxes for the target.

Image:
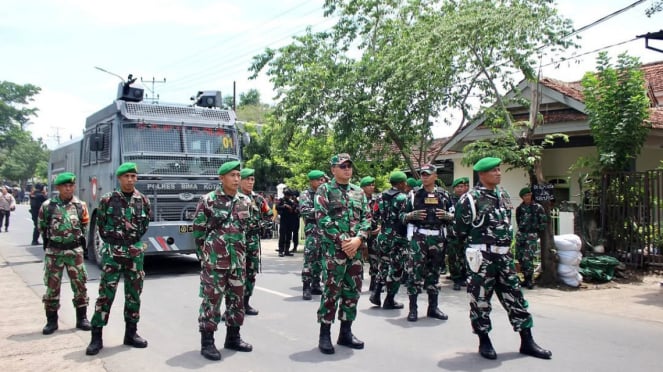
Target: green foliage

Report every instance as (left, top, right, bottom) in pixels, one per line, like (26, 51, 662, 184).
(646, 1, 663, 17)
(0, 81, 41, 138)
(241, 122, 291, 191)
(581, 52, 650, 172)
(0, 128, 49, 183)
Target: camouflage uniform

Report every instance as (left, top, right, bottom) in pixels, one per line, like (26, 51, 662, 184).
(375, 188, 408, 297)
(453, 185, 533, 334)
(39, 195, 90, 312)
(366, 194, 381, 287)
(243, 191, 272, 298)
(315, 179, 370, 324)
(194, 185, 252, 332)
(447, 193, 468, 287)
(300, 187, 323, 289)
(90, 189, 151, 327)
(515, 200, 547, 283)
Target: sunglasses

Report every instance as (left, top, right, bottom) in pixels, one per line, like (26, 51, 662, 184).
(337, 163, 353, 170)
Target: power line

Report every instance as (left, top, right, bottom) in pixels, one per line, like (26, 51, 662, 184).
(565, 0, 647, 38)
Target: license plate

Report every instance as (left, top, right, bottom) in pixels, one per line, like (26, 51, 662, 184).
(179, 225, 194, 233)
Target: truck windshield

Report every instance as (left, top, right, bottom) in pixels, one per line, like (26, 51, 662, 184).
(122, 123, 238, 176)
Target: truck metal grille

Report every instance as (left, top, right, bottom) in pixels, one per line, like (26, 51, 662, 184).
(122, 102, 236, 125)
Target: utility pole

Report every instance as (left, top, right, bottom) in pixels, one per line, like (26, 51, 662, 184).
(141, 76, 167, 104)
(48, 126, 64, 145)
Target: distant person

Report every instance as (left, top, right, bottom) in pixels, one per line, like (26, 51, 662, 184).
(0, 186, 17, 232)
(515, 187, 547, 289)
(277, 188, 300, 256)
(86, 162, 151, 356)
(38, 173, 91, 335)
(454, 157, 551, 360)
(447, 177, 470, 290)
(300, 170, 326, 300)
(30, 184, 48, 245)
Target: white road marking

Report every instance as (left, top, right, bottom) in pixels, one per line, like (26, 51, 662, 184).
(255, 286, 293, 298)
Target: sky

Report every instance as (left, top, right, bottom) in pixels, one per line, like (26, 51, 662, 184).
(1, 0, 661, 148)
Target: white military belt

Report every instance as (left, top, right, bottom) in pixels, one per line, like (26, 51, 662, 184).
(415, 228, 442, 236)
(469, 244, 510, 254)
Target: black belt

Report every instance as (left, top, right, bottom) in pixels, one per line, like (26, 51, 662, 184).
(102, 237, 139, 246)
(48, 241, 81, 250)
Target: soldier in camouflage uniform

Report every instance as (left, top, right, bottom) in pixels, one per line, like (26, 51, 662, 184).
(86, 163, 151, 356)
(194, 161, 253, 361)
(402, 164, 452, 322)
(39, 172, 91, 335)
(301, 170, 326, 300)
(453, 157, 551, 360)
(515, 187, 547, 289)
(370, 171, 408, 310)
(360, 176, 381, 292)
(315, 153, 371, 355)
(448, 177, 470, 291)
(240, 168, 272, 315)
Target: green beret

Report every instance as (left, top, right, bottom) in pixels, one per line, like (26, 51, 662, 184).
(240, 168, 255, 179)
(389, 171, 407, 183)
(452, 177, 470, 188)
(360, 176, 375, 187)
(307, 170, 325, 180)
(115, 162, 138, 176)
(519, 187, 532, 197)
(218, 160, 241, 175)
(406, 178, 417, 187)
(473, 157, 502, 172)
(416, 180, 423, 187)
(54, 172, 76, 185)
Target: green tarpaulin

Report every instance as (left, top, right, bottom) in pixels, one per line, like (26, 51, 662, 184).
(579, 256, 621, 283)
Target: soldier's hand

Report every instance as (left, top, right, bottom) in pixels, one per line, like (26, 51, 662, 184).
(435, 209, 454, 221)
(407, 210, 424, 221)
(341, 237, 361, 258)
(371, 226, 381, 236)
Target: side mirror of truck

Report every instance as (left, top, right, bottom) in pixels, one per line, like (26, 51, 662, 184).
(90, 133, 105, 152)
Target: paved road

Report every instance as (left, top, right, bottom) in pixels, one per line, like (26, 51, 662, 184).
(1, 204, 662, 371)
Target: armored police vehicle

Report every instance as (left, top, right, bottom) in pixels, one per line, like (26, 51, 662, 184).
(48, 79, 244, 267)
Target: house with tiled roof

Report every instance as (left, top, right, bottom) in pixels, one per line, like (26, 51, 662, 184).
(433, 60, 663, 206)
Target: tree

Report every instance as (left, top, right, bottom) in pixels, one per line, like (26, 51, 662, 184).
(646, 0, 662, 16)
(239, 89, 261, 107)
(0, 128, 49, 186)
(0, 81, 40, 140)
(581, 52, 650, 173)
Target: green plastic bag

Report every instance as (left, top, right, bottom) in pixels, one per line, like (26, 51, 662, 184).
(579, 256, 621, 283)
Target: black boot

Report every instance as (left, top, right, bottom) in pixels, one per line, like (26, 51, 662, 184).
(86, 326, 103, 355)
(519, 328, 552, 359)
(244, 296, 259, 316)
(42, 310, 58, 335)
(426, 292, 448, 320)
(407, 294, 418, 322)
(369, 282, 382, 307)
(311, 279, 323, 295)
(369, 276, 376, 292)
(224, 326, 253, 352)
(200, 331, 221, 360)
(382, 292, 404, 309)
(453, 281, 462, 291)
(303, 281, 312, 300)
(478, 332, 497, 359)
(75, 306, 91, 331)
(318, 323, 335, 354)
(523, 274, 534, 289)
(123, 322, 148, 348)
(337, 320, 364, 349)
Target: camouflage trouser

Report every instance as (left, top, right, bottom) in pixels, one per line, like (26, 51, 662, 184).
(406, 232, 446, 295)
(516, 232, 538, 278)
(468, 251, 533, 334)
(42, 247, 89, 312)
(91, 250, 145, 327)
(301, 229, 322, 284)
(317, 245, 363, 324)
(366, 236, 380, 279)
(199, 265, 245, 332)
(244, 233, 261, 297)
(447, 237, 468, 283)
(377, 233, 407, 295)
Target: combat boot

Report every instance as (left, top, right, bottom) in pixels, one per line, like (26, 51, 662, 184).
(224, 326, 253, 352)
(369, 282, 382, 307)
(75, 306, 91, 331)
(318, 323, 335, 354)
(244, 296, 259, 316)
(85, 326, 103, 355)
(302, 281, 312, 300)
(200, 331, 221, 360)
(519, 328, 552, 359)
(337, 321, 364, 349)
(382, 292, 404, 309)
(426, 292, 448, 320)
(523, 274, 534, 290)
(407, 294, 418, 322)
(42, 310, 58, 335)
(311, 279, 323, 295)
(478, 332, 497, 359)
(123, 322, 148, 348)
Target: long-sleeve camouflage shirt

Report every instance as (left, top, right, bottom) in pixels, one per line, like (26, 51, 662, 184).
(314, 179, 371, 246)
(378, 188, 407, 237)
(300, 187, 318, 235)
(38, 195, 90, 248)
(97, 189, 151, 257)
(242, 191, 272, 238)
(516, 201, 547, 234)
(453, 185, 513, 246)
(193, 185, 252, 270)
